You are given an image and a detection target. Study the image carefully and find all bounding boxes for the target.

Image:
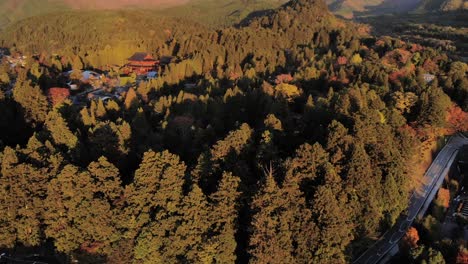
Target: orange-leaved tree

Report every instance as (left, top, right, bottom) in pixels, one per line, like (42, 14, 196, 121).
(447, 105, 468, 132)
(403, 227, 419, 249)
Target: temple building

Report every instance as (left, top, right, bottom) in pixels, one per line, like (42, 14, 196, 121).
(126, 52, 159, 75)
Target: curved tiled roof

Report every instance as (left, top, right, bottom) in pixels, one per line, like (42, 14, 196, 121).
(128, 52, 155, 61)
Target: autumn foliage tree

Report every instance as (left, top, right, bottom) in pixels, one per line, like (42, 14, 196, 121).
(456, 246, 468, 264)
(436, 187, 450, 209)
(447, 105, 468, 132)
(402, 227, 420, 249)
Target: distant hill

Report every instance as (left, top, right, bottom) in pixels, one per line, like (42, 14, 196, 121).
(0, 0, 189, 27)
(325, 0, 421, 18)
(0, 0, 287, 29)
(0, 0, 340, 67)
(1, 0, 464, 30)
(0, 10, 209, 64)
(441, 0, 468, 11)
(416, 0, 468, 12)
(0, 0, 67, 27)
(325, 0, 467, 18)
(246, 0, 337, 28)
(59, 0, 189, 9)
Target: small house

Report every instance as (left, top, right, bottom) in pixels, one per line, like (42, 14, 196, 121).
(126, 52, 159, 75)
(66, 81, 79, 91)
(423, 74, 435, 84)
(6, 54, 27, 68)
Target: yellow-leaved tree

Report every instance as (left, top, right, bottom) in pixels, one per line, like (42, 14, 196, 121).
(274, 83, 301, 101)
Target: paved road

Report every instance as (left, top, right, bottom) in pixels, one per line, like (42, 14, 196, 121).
(353, 134, 468, 264)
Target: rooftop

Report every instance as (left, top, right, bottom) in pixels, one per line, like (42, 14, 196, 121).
(128, 52, 156, 62)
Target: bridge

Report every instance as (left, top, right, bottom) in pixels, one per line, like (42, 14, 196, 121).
(354, 134, 468, 264)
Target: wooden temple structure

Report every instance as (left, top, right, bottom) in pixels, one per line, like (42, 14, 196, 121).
(125, 52, 159, 75)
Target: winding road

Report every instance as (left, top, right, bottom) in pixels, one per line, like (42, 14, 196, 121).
(353, 134, 468, 264)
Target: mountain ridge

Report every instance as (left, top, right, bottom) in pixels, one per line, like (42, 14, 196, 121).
(326, 0, 467, 18)
(418, 0, 468, 11)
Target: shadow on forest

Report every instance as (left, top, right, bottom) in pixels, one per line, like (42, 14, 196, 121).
(0, 244, 109, 264)
(0, 47, 35, 147)
(128, 72, 328, 263)
(0, 99, 34, 148)
(0, 243, 64, 264)
(236, 8, 276, 27)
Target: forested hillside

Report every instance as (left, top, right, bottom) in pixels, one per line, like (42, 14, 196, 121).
(0, 10, 209, 66)
(156, 0, 288, 28)
(0, 0, 467, 263)
(0, 0, 287, 29)
(416, 0, 468, 12)
(0, 0, 189, 29)
(0, 0, 69, 27)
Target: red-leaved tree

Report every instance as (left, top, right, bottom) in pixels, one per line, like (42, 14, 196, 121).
(447, 105, 468, 133)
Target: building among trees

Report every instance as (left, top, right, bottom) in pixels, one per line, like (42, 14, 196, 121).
(125, 52, 159, 75)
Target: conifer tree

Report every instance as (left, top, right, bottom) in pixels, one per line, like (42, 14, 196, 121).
(124, 88, 139, 110)
(123, 150, 186, 238)
(209, 172, 241, 263)
(45, 109, 78, 149)
(134, 183, 211, 263)
(283, 143, 330, 260)
(345, 142, 382, 237)
(0, 147, 48, 248)
(311, 164, 354, 263)
(173, 184, 211, 262)
(45, 162, 121, 253)
(325, 120, 352, 172)
(211, 123, 253, 160)
(417, 86, 451, 127)
(249, 172, 295, 264)
(13, 80, 48, 124)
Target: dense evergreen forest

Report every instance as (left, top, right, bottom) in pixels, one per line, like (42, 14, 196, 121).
(0, 0, 467, 263)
